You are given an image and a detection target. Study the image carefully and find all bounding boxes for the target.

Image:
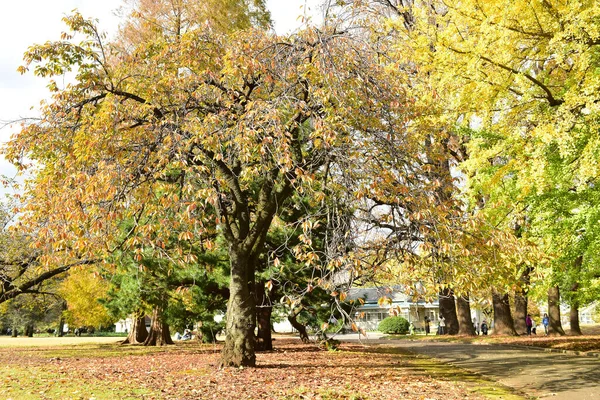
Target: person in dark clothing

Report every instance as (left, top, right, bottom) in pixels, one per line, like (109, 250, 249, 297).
(526, 314, 533, 335)
(481, 320, 488, 335)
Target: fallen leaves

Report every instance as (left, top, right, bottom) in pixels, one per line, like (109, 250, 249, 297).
(0, 340, 487, 399)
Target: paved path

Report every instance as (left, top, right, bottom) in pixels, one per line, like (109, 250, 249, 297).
(386, 340, 599, 400)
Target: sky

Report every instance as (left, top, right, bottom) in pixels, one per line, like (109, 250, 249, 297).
(0, 0, 323, 184)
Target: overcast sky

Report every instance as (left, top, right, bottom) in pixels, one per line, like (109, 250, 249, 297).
(0, 0, 322, 183)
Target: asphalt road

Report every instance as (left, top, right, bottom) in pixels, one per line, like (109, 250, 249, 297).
(385, 340, 600, 400)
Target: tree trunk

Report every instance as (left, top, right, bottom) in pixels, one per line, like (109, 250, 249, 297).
(569, 259, 583, 336)
(492, 290, 517, 335)
(57, 301, 67, 337)
(439, 288, 459, 335)
(25, 324, 34, 337)
(513, 266, 531, 335)
(288, 309, 310, 343)
(255, 280, 273, 351)
(122, 314, 148, 345)
(548, 285, 565, 336)
(143, 306, 174, 346)
(570, 302, 582, 336)
(456, 295, 475, 335)
(11, 326, 17, 337)
(513, 294, 528, 335)
(221, 251, 256, 367)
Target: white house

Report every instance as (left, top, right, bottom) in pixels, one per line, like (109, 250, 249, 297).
(349, 287, 439, 331)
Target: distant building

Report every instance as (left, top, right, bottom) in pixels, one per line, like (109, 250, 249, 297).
(349, 287, 439, 331)
(579, 301, 598, 325)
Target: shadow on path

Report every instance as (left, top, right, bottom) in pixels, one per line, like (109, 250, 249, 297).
(374, 341, 600, 399)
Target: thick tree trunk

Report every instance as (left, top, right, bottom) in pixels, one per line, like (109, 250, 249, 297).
(122, 314, 148, 345)
(11, 326, 17, 337)
(456, 295, 475, 335)
(439, 288, 459, 335)
(513, 266, 531, 335)
(548, 285, 565, 336)
(25, 324, 34, 337)
(221, 252, 256, 367)
(569, 259, 583, 336)
(255, 280, 273, 351)
(570, 302, 582, 336)
(513, 294, 528, 335)
(492, 290, 517, 335)
(143, 306, 174, 346)
(288, 310, 310, 343)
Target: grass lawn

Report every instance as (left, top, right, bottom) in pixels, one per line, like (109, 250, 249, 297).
(0, 338, 524, 399)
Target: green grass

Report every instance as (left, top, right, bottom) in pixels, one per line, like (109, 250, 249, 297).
(0, 365, 155, 399)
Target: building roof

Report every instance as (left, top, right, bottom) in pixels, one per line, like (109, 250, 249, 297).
(348, 286, 438, 306)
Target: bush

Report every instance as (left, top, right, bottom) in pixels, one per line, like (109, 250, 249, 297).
(378, 316, 410, 334)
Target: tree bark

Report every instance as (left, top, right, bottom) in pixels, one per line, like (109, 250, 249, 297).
(570, 301, 582, 336)
(221, 251, 256, 367)
(439, 287, 459, 335)
(143, 306, 173, 346)
(513, 293, 528, 335)
(57, 301, 67, 337)
(492, 290, 517, 335)
(513, 266, 531, 335)
(548, 285, 565, 336)
(25, 324, 34, 337)
(255, 280, 273, 351)
(122, 314, 148, 344)
(568, 258, 583, 336)
(456, 295, 475, 335)
(11, 326, 17, 337)
(288, 308, 310, 343)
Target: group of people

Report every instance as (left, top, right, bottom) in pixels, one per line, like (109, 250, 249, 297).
(471, 319, 489, 335)
(422, 312, 551, 336)
(425, 314, 550, 336)
(174, 329, 192, 341)
(526, 313, 551, 335)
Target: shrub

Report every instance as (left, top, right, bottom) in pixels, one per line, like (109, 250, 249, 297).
(378, 316, 410, 334)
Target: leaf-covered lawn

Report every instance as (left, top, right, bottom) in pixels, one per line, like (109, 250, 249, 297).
(392, 324, 600, 353)
(486, 334, 600, 353)
(0, 340, 502, 399)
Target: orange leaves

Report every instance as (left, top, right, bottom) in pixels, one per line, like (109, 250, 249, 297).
(177, 231, 194, 241)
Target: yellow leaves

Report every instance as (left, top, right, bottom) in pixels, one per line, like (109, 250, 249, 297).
(178, 231, 194, 241)
(377, 296, 392, 307)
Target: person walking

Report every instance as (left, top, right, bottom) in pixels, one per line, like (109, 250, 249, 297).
(526, 314, 533, 335)
(481, 320, 488, 335)
(473, 318, 479, 335)
(542, 313, 549, 335)
(438, 316, 446, 335)
(424, 316, 430, 335)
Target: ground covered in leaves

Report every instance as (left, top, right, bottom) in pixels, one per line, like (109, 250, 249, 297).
(395, 324, 600, 353)
(485, 334, 600, 353)
(0, 339, 504, 400)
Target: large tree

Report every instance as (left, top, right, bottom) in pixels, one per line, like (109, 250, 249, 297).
(7, 1, 419, 365)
